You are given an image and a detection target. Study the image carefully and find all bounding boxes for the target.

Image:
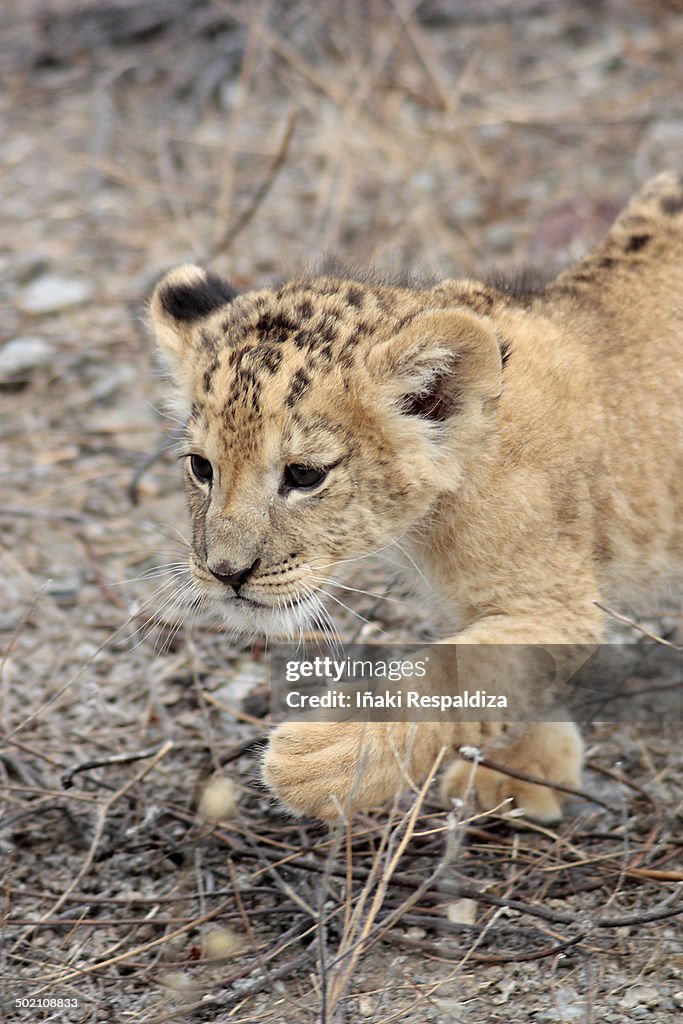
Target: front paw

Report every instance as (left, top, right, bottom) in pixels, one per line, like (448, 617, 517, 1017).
(440, 721, 584, 825)
(262, 720, 407, 819)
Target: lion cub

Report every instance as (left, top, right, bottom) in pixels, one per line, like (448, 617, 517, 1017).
(150, 173, 682, 822)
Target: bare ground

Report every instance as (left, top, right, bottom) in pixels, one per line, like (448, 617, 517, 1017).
(1, 2, 682, 1021)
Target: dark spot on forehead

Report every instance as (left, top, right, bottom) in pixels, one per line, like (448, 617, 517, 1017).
(286, 368, 311, 407)
(160, 272, 236, 322)
(625, 233, 651, 252)
(350, 319, 377, 343)
(318, 316, 339, 343)
(199, 327, 218, 353)
(202, 357, 219, 393)
(466, 288, 496, 312)
(255, 345, 283, 374)
(346, 286, 365, 308)
(256, 311, 298, 343)
(337, 348, 355, 370)
(234, 363, 261, 392)
(291, 315, 342, 356)
(294, 329, 314, 350)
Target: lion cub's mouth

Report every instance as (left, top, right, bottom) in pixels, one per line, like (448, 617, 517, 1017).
(228, 591, 303, 612)
(232, 594, 268, 610)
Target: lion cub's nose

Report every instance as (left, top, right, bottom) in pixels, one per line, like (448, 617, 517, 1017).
(208, 558, 261, 593)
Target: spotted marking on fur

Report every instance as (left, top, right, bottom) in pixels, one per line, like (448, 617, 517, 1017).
(293, 329, 314, 350)
(202, 357, 219, 394)
(625, 234, 651, 252)
(257, 311, 299, 344)
(346, 286, 365, 308)
(257, 345, 284, 374)
(199, 327, 218, 353)
(189, 400, 204, 422)
(286, 368, 311, 407)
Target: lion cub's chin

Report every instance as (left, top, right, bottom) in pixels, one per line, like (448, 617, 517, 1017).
(210, 592, 315, 639)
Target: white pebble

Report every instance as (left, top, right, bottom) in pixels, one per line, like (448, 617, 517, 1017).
(0, 337, 52, 377)
(19, 274, 91, 314)
(446, 898, 478, 925)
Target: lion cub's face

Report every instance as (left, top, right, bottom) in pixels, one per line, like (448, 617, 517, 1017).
(150, 266, 502, 636)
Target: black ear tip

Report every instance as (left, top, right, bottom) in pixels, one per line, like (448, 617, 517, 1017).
(158, 268, 237, 323)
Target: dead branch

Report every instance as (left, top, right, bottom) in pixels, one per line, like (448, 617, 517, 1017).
(207, 109, 298, 260)
(457, 747, 612, 811)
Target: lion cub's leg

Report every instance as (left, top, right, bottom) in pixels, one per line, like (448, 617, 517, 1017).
(262, 718, 469, 820)
(265, 610, 598, 821)
(440, 720, 584, 824)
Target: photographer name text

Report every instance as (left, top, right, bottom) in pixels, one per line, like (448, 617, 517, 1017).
(284, 689, 507, 711)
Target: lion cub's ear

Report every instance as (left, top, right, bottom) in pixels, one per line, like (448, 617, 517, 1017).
(149, 264, 236, 364)
(366, 309, 502, 423)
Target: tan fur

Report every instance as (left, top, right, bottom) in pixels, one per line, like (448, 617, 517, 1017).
(150, 174, 683, 823)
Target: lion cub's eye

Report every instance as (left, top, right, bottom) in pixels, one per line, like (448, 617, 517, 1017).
(283, 464, 327, 490)
(189, 454, 213, 485)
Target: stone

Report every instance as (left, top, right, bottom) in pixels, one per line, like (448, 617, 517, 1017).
(19, 274, 91, 314)
(446, 898, 478, 925)
(0, 336, 52, 377)
(620, 985, 661, 1010)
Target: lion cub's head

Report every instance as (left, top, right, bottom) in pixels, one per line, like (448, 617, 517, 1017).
(150, 265, 502, 636)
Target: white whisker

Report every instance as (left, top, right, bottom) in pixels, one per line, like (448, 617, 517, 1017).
(388, 536, 433, 592)
(310, 585, 390, 638)
(309, 574, 403, 606)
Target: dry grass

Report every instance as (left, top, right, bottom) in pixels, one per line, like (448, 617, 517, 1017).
(1, 1, 683, 1021)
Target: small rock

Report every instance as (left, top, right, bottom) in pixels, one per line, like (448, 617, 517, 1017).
(432, 997, 467, 1016)
(46, 576, 82, 608)
(357, 995, 375, 1017)
(620, 984, 661, 1009)
(0, 613, 22, 630)
(0, 337, 52, 377)
(446, 898, 478, 925)
(19, 274, 91, 314)
(536, 1013, 583, 1024)
(493, 978, 517, 1005)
